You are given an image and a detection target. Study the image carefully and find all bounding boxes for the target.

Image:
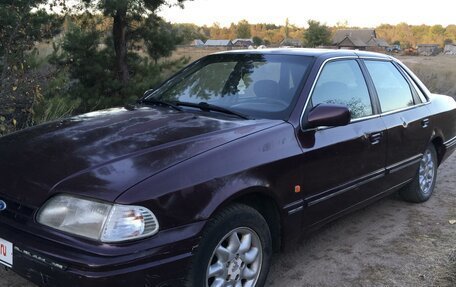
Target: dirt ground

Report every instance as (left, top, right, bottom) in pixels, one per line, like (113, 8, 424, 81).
(0, 152, 455, 286)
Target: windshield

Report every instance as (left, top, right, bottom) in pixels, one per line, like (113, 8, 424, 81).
(145, 54, 314, 120)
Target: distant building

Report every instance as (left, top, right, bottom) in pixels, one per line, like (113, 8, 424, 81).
(190, 39, 205, 47)
(444, 44, 456, 55)
(280, 38, 302, 47)
(337, 36, 367, 50)
(204, 40, 233, 47)
(417, 44, 440, 56)
(332, 29, 388, 50)
(232, 38, 254, 47)
(366, 37, 389, 48)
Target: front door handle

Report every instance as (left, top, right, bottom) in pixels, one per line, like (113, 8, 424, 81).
(421, 118, 430, 128)
(366, 132, 383, 145)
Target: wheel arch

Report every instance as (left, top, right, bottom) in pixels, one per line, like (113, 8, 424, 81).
(430, 134, 445, 165)
(210, 186, 283, 253)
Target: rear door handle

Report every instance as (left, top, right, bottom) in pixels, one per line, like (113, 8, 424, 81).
(366, 132, 383, 145)
(421, 118, 430, 128)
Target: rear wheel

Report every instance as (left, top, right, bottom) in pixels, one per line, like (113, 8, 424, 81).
(400, 145, 438, 203)
(188, 204, 272, 287)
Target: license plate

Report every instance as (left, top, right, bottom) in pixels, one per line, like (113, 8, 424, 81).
(0, 238, 13, 267)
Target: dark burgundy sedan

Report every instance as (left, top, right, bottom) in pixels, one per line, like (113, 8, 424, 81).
(0, 49, 455, 287)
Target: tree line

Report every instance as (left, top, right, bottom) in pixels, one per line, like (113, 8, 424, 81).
(175, 20, 456, 48)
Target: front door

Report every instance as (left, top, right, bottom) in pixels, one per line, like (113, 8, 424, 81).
(297, 59, 388, 229)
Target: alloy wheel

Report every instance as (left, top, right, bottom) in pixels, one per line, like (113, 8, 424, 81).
(206, 227, 263, 287)
(419, 149, 435, 194)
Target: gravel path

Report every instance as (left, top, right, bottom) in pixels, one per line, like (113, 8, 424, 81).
(1, 153, 455, 287)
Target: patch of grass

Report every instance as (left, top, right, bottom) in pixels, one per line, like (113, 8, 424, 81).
(432, 249, 456, 287)
(398, 55, 456, 99)
(31, 96, 81, 125)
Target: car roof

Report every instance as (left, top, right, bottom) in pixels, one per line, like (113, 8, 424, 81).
(217, 48, 392, 60)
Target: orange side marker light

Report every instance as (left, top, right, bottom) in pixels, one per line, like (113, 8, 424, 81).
(294, 185, 301, 193)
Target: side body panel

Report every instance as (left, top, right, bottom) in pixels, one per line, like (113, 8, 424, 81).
(297, 118, 387, 228)
(381, 105, 433, 187)
(425, 94, 456, 162)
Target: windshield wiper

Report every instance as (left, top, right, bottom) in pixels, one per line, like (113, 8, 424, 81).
(175, 101, 251, 120)
(138, 98, 183, 112)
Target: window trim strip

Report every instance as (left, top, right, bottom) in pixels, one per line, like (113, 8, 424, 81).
(299, 56, 432, 130)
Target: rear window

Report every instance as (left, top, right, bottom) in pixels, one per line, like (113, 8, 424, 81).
(365, 61, 415, 113)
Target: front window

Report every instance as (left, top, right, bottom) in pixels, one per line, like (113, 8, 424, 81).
(146, 54, 314, 120)
(311, 60, 373, 119)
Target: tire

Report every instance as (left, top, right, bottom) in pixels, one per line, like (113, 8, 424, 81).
(187, 204, 272, 287)
(400, 145, 438, 203)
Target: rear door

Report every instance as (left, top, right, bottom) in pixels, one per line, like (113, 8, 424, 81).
(363, 60, 432, 188)
(297, 59, 388, 228)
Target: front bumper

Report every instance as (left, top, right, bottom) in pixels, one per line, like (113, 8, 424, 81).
(0, 220, 206, 287)
(11, 248, 191, 287)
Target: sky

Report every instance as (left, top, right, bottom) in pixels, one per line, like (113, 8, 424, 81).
(158, 0, 455, 27)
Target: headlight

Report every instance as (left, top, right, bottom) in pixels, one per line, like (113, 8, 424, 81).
(37, 195, 159, 243)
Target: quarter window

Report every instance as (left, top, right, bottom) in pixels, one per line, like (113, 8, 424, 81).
(311, 60, 373, 119)
(364, 61, 415, 112)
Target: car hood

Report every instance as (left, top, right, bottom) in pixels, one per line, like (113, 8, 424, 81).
(0, 106, 280, 207)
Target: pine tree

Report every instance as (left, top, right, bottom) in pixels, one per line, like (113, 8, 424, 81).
(77, 0, 188, 89)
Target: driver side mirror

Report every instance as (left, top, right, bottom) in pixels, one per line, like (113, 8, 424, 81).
(305, 104, 351, 129)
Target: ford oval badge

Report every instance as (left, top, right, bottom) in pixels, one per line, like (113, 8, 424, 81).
(0, 200, 6, 211)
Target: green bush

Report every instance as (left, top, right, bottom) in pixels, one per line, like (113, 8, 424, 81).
(32, 96, 81, 124)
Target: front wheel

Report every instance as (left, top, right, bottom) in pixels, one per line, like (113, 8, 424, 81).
(188, 204, 272, 287)
(400, 145, 438, 203)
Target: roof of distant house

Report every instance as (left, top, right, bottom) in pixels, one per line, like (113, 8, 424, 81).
(232, 38, 253, 44)
(338, 36, 367, 47)
(204, 40, 233, 46)
(190, 39, 205, 46)
(366, 38, 389, 47)
(333, 29, 377, 45)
